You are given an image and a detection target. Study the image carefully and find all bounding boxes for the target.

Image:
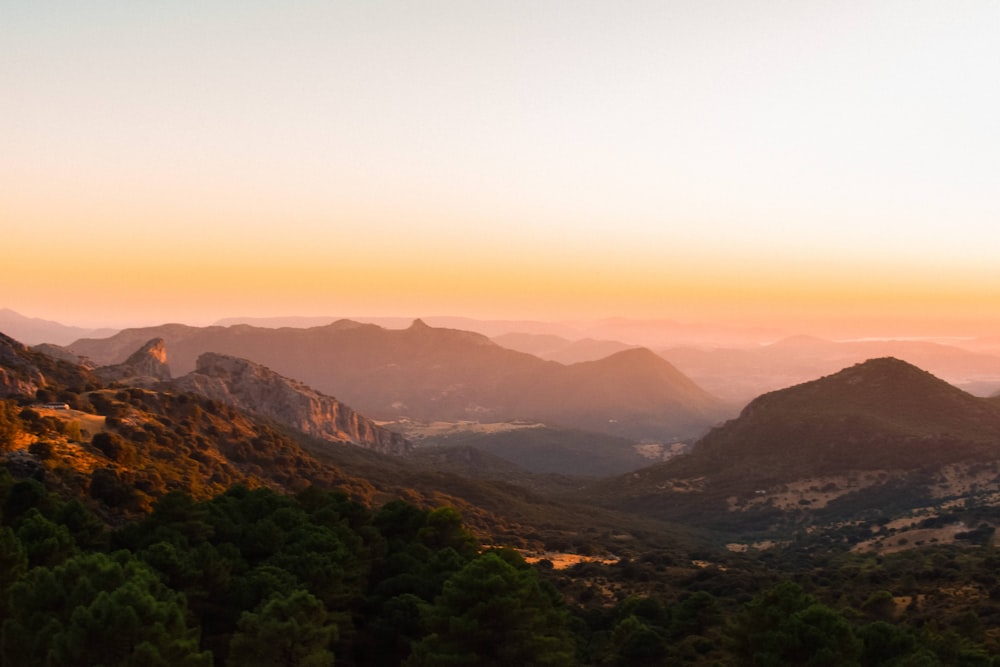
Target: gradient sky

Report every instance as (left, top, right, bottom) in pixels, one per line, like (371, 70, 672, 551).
(3, 1, 999, 336)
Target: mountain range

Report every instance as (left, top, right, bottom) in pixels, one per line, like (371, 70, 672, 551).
(0, 308, 117, 346)
(64, 319, 730, 441)
(12, 307, 1000, 405)
(659, 335, 1000, 402)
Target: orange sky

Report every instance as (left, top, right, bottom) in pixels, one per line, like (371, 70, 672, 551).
(3, 2, 1000, 337)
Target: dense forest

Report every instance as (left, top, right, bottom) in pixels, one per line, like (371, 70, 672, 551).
(4, 464, 1000, 665)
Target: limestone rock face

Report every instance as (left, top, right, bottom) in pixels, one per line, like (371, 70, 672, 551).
(0, 333, 46, 397)
(96, 338, 172, 385)
(176, 352, 412, 455)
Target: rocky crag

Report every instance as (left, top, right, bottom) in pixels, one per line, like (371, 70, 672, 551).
(0, 333, 46, 397)
(175, 352, 412, 455)
(95, 338, 172, 386)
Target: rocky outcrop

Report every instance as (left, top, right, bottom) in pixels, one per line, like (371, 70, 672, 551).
(0, 333, 46, 397)
(96, 338, 171, 385)
(175, 352, 412, 455)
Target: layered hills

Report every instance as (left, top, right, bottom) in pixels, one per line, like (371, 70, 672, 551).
(67, 319, 730, 441)
(661, 335, 1000, 402)
(0, 308, 117, 346)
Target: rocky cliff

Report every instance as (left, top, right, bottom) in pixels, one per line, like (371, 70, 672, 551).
(0, 331, 95, 398)
(175, 352, 412, 455)
(0, 333, 46, 397)
(96, 338, 171, 385)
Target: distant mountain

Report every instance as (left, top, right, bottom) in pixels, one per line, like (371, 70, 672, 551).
(491, 332, 635, 364)
(0, 308, 117, 346)
(174, 352, 412, 455)
(580, 317, 782, 348)
(692, 357, 1000, 474)
(68, 320, 730, 440)
(512, 348, 726, 440)
(589, 358, 1000, 530)
(214, 315, 583, 338)
(215, 315, 782, 347)
(661, 336, 1000, 403)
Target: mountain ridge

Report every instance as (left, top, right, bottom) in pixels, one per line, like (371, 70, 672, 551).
(67, 320, 729, 440)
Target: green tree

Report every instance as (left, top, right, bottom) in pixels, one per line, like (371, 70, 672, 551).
(0, 526, 27, 617)
(417, 506, 479, 558)
(15, 508, 77, 568)
(858, 621, 920, 666)
(227, 589, 337, 667)
(92, 431, 137, 465)
(407, 551, 576, 667)
(1, 551, 210, 666)
(731, 581, 862, 667)
(610, 614, 668, 666)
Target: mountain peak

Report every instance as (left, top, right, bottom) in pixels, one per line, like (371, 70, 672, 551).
(693, 357, 1000, 475)
(128, 338, 168, 366)
(807, 356, 955, 398)
(600, 346, 660, 365)
(96, 338, 171, 384)
(409, 318, 430, 329)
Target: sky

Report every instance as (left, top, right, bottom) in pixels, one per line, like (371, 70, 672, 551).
(3, 1, 1000, 337)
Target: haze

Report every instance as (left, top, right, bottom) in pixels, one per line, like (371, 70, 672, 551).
(4, 2, 999, 338)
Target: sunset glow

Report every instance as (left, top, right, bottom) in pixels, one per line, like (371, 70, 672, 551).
(4, 1, 999, 337)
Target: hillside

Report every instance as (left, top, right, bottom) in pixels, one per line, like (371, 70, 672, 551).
(410, 423, 654, 477)
(512, 347, 726, 440)
(693, 357, 1000, 474)
(588, 358, 1000, 533)
(67, 320, 730, 440)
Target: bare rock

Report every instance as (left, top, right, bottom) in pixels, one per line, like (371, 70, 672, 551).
(176, 352, 411, 455)
(96, 338, 172, 385)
